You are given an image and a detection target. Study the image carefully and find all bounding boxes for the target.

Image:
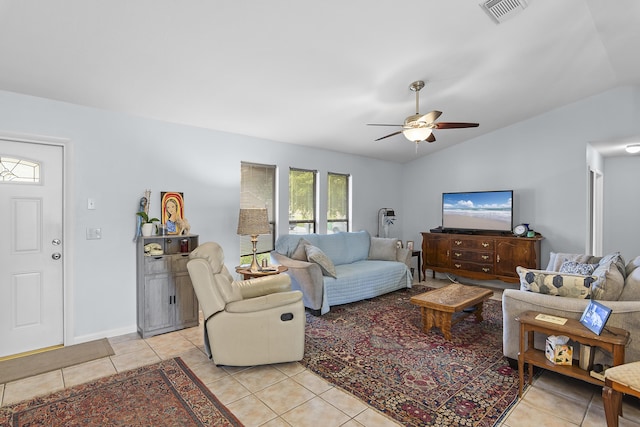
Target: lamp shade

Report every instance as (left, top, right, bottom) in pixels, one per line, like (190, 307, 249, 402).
(402, 127, 432, 143)
(237, 208, 270, 235)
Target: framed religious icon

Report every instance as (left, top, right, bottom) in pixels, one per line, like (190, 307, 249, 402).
(161, 192, 185, 235)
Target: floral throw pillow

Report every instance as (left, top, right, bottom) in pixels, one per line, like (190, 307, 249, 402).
(559, 260, 596, 276)
(516, 266, 595, 298)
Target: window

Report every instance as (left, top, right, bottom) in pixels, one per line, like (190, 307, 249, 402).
(0, 156, 40, 183)
(289, 168, 316, 234)
(327, 172, 350, 234)
(240, 162, 276, 264)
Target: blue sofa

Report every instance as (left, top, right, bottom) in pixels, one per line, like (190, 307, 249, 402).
(271, 231, 412, 315)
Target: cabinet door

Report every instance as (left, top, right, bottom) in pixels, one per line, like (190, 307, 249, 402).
(144, 274, 174, 332)
(424, 234, 450, 268)
(495, 239, 536, 278)
(174, 273, 199, 326)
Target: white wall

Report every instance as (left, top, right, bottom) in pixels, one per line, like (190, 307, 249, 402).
(401, 86, 640, 267)
(0, 90, 403, 342)
(602, 156, 640, 260)
(1, 85, 639, 343)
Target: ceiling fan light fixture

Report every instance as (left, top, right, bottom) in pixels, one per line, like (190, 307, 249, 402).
(402, 127, 432, 143)
(625, 144, 640, 154)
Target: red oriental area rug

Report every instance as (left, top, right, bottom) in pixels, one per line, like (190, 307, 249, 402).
(0, 357, 243, 427)
(302, 283, 526, 427)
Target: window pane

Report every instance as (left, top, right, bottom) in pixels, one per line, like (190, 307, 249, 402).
(240, 162, 276, 258)
(0, 156, 40, 183)
(327, 172, 349, 233)
(289, 168, 316, 233)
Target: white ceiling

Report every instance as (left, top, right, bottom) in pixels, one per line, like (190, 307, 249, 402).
(1, 0, 639, 163)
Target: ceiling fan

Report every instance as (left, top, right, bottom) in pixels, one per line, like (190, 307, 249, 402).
(368, 80, 479, 144)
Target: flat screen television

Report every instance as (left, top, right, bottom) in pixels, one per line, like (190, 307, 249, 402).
(442, 190, 513, 233)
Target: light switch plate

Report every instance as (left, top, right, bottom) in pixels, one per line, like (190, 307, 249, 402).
(86, 228, 102, 240)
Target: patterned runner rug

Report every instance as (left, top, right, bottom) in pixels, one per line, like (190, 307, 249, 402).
(302, 283, 525, 426)
(0, 357, 243, 427)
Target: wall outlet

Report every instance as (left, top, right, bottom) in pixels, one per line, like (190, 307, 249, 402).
(86, 228, 102, 240)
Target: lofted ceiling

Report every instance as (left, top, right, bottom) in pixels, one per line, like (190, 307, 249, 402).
(0, 0, 639, 163)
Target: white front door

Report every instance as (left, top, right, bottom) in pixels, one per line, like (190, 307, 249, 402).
(0, 139, 64, 358)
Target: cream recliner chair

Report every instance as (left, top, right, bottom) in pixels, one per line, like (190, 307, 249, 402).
(187, 242, 305, 366)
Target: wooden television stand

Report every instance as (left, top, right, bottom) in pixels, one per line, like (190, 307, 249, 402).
(421, 231, 543, 283)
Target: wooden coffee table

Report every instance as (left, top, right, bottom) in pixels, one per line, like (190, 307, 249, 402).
(410, 283, 494, 340)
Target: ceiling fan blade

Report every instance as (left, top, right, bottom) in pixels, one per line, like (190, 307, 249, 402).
(433, 122, 479, 129)
(426, 133, 436, 143)
(374, 131, 402, 141)
(367, 123, 403, 127)
(418, 110, 442, 123)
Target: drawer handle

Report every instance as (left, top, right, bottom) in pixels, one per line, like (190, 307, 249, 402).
(482, 255, 489, 260)
(482, 268, 490, 272)
(482, 242, 489, 247)
(454, 263, 462, 268)
(454, 252, 462, 257)
(497, 255, 500, 263)
(454, 240, 462, 246)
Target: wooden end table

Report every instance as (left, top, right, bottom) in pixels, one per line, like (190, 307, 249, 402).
(235, 265, 288, 280)
(516, 310, 630, 398)
(409, 283, 494, 340)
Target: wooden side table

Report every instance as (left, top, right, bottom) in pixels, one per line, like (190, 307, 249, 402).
(235, 265, 288, 280)
(516, 310, 630, 397)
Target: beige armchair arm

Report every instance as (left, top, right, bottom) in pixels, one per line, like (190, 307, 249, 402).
(226, 290, 303, 313)
(234, 274, 292, 299)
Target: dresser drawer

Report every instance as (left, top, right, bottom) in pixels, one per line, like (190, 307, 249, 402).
(172, 253, 191, 273)
(451, 250, 493, 263)
(451, 261, 494, 275)
(144, 256, 171, 274)
(451, 238, 494, 250)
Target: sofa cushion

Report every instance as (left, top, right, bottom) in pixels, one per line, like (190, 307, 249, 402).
(340, 230, 371, 263)
(291, 238, 312, 261)
(591, 252, 626, 301)
(546, 252, 600, 271)
(620, 268, 640, 301)
(516, 266, 594, 298)
(626, 256, 640, 277)
(368, 237, 398, 261)
(305, 245, 337, 278)
(559, 261, 596, 276)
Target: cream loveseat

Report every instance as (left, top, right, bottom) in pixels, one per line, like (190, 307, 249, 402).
(502, 252, 640, 365)
(271, 231, 412, 315)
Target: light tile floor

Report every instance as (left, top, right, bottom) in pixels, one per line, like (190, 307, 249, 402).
(2, 284, 640, 426)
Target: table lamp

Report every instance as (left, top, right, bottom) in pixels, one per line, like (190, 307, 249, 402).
(237, 208, 270, 272)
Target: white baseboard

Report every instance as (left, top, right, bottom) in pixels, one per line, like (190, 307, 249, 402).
(70, 324, 137, 345)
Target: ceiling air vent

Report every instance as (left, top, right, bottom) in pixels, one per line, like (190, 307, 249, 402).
(480, 0, 528, 24)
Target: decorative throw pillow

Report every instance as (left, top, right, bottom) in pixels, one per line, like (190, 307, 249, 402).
(516, 266, 594, 298)
(368, 237, 398, 261)
(290, 238, 312, 261)
(619, 267, 640, 301)
(590, 253, 626, 301)
(559, 260, 596, 276)
(305, 245, 337, 278)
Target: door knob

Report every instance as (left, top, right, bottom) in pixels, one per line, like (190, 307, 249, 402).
(52, 253, 62, 260)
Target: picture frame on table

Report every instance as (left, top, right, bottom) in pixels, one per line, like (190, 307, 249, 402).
(396, 240, 403, 249)
(580, 300, 612, 335)
(406, 241, 414, 251)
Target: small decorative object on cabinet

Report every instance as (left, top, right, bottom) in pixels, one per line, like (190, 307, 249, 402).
(421, 231, 543, 283)
(136, 234, 199, 338)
